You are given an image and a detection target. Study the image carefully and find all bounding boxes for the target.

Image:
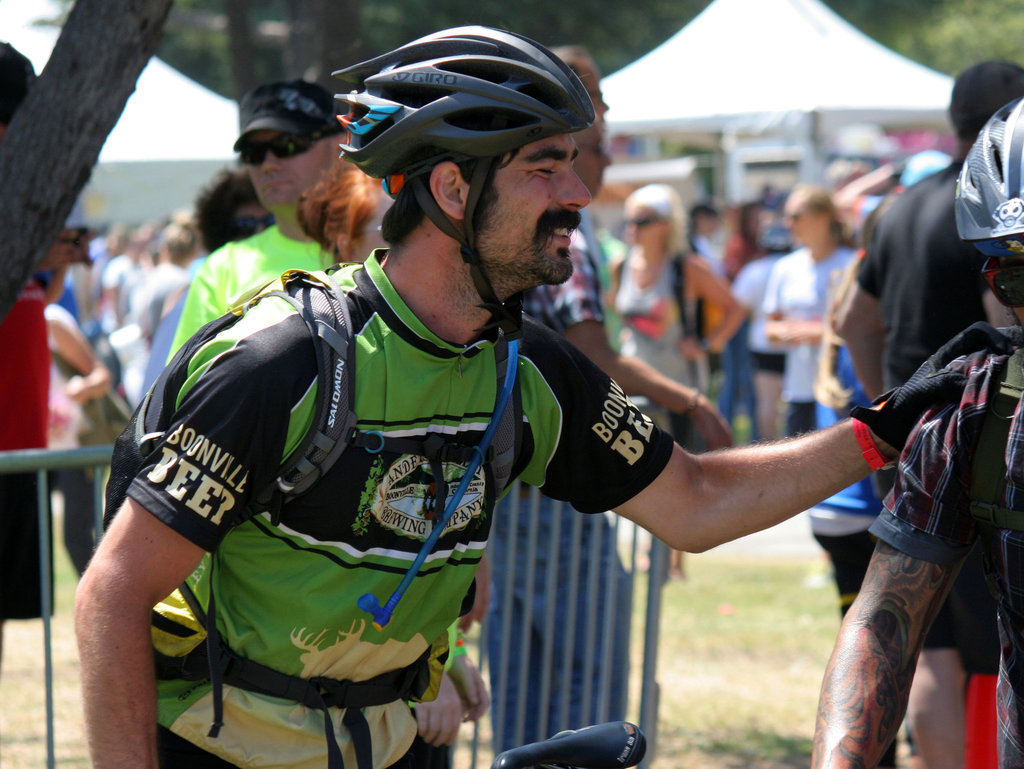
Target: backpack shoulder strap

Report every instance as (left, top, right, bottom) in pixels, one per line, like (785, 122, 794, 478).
(248, 269, 359, 520)
(970, 346, 1024, 518)
(489, 330, 522, 496)
(670, 253, 697, 338)
(969, 346, 1024, 593)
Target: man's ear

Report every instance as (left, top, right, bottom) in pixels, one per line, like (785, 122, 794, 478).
(429, 161, 470, 221)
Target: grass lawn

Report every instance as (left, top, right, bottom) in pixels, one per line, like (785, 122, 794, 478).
(642, 553, 839, 769)
(1, 533, 868, 769)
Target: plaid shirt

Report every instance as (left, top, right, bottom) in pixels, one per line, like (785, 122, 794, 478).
(870, 339, 1024, 763)
(522, 225, 605, 334)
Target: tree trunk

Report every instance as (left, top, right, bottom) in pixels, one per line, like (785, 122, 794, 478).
(283, 0, 315, 80)
(310, 0, 363, 91)
(0, 0, 173, 322)
(224, 0, 257, 102)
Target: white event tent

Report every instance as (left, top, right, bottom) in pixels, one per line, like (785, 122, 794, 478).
(601, 0, 955, 201)
(1, 0, 240, 225)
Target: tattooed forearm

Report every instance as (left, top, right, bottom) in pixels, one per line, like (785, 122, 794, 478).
(812, 542, 960, 769)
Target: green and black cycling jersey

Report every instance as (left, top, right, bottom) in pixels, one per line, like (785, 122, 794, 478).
(125, 251, 673, 769)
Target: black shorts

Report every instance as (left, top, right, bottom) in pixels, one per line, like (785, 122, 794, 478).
(0, 473, 52, 620)
(159, 726, 237, 769)
(923, 540, 1000, 676)
(751, 351, 786, 374)
(811, 528, 878, 616)
(157, 724, 420, 769)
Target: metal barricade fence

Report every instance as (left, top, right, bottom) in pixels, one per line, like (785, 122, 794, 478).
(471, 483, 668, 768)
(1, 448, 668, 769)
(0, 444, 112, 769)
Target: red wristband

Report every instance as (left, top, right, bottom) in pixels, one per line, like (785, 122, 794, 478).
(851, 418, 892, 471)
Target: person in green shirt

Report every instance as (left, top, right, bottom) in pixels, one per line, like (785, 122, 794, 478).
(170, 79, 340, 354)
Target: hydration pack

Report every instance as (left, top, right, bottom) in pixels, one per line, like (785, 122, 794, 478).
(104, 266, 522, 769)
(969, 344, 1024, 596)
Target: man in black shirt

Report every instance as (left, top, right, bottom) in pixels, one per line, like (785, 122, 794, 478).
(838, 59, 1024, 769)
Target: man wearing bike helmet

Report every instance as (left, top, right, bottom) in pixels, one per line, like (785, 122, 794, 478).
(76, 26, 982, 769)
(813, 97, 1024, 769)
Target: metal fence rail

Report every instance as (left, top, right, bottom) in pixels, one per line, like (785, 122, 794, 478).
(0, 444, 113, 769)
(476, 484, 667, 767)
(1, 447, 667, 769)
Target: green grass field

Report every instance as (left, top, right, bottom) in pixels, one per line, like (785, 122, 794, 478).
(0, 538, 864, 769)
(644, 554, 839, 769)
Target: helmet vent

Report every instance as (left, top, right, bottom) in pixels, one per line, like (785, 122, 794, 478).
(382, 84, 455, 110)
(442, 107, 536, 132)
(440, 59, 508, 85)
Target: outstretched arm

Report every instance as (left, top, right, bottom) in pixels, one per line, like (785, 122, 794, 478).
(812, 541, 960, 769)
(617, 319, 1016, 552)
(617, 420, 874, 552)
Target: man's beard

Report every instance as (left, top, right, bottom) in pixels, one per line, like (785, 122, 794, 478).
(474, 191, 582, 293)
(524, 206, 583, 282)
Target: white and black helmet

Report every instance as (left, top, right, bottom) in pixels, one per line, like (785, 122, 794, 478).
(332, 26, 594, 181)
(956, 97, 1024, 249)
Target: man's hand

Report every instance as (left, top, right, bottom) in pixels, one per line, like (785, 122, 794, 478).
(414, 674, 464, 746)
(447, 654, 490, 722)
(851, 322, 1018, 449)
(690, 394, 733, 451)
(37, 228, 92, 271)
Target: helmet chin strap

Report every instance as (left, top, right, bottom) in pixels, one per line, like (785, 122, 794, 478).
(410, 159, 523, 340)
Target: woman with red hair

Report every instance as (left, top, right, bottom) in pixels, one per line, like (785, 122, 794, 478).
(298, 161, 388, 261)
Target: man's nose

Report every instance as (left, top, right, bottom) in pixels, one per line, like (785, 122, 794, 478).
(563, 169, 592, 210)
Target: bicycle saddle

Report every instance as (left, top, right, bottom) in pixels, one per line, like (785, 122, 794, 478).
(490, 721, 646, 769)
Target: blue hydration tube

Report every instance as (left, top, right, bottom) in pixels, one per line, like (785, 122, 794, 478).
(358, 338, 520, 629)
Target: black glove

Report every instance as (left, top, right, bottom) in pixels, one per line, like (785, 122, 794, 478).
(850, 322, 1018, 449)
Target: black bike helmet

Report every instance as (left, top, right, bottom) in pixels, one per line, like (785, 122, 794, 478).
(956, 97, 1024, 247)
(333, 26, 594, 181)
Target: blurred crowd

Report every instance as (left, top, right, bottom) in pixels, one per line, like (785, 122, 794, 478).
(50, 157, 936, 438)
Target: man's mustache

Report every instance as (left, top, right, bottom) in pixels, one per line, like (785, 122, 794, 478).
(536, 208, 582, 241)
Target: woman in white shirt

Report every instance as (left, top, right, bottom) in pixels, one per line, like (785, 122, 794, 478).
(762, 185, 855, 436)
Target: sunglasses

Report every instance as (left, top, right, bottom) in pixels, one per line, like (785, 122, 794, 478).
(231, 214, 275, 239)
(627, 216, 662, 228)
(982, 256, 1024, 307)
(238, 132, 327, 165)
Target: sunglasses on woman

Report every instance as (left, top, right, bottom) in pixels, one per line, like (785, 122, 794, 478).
(627, 216, 663, 228)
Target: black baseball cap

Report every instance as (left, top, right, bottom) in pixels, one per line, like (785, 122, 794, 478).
(233, 79, 339, 151)
(0, 41, 36, 125)
(950, 60, 1024, 141)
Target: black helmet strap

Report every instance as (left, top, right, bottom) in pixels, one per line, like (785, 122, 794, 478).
(410, 158, 522, 339)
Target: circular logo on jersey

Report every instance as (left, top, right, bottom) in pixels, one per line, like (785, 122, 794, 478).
(370, 455, 486, 540)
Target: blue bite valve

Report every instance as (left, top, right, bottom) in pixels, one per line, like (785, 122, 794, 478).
(357, 592, 393, 630)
